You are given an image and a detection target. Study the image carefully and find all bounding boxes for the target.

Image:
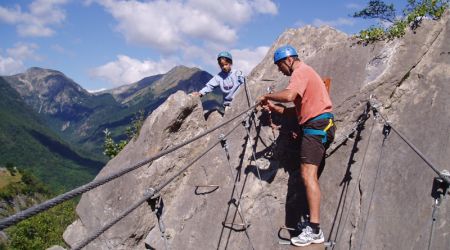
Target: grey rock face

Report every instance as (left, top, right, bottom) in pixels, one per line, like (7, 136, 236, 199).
(64, 12, 450, 250)
(63, 91, 209, 249)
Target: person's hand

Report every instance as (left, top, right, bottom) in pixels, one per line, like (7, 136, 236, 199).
(257, 95, 268, 106)
(257, 95, 274, 110)
(190, 92, 202, 97)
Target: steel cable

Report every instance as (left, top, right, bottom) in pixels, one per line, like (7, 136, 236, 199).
(73, 117, 245, 249)
(0, 103, 258, 231)
(369, 99, 450, 185)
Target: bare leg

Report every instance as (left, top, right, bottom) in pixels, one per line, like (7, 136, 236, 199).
(300, 163, 321, 223)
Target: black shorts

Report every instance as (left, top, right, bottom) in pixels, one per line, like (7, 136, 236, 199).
(300, 118, 336, 166)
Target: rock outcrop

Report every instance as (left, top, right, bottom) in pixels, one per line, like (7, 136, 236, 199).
(64, 11, 450, 250)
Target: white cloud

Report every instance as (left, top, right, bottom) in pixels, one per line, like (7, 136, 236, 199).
(7, 43, 40, 61)
(92, 0, 277, 52)
(90, 55, 179, 86)
(231, 46, 269, 75)
(86, 88, 107, 93)
(0, 0, 68, 37)
(251, 0, 278, 15)
(0, 43, 40, 75)
(0, 54, 24, 75)
(313, 17, 355, 28)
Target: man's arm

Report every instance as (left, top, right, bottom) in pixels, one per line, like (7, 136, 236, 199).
(258, 89, 299, 118)
(261, 89, 298, 103)
(263, 101, 296, 117)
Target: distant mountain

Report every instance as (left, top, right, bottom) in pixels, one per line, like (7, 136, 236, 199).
(98, 74, 164, 103)
(100, 65, 215, 105)
(0, 77, 102, 190)
(4, 66, 219, 158)
(4, 67, 97, 119)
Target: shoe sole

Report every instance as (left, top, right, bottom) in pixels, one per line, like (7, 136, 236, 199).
(291, 238, 325, 247)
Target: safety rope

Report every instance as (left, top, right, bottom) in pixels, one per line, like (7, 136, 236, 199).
(219, 133, 255, 250)
(73, 117, 246, 250)
(244, 113, 281, 245)
(326, 111, 371, 158)
(369, 98, 450, 185)
(333, 106, 377, 250)
(326, 103, 371, 246)
(358, 123, 391, 250)
(241, 80, 282, 246)
(0, 103, 257, 231)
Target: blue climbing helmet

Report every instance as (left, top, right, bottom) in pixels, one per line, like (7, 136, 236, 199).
(273, 45, 298, 64)
(217, 51, 233, 61)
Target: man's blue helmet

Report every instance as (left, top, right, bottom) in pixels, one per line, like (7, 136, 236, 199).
(217, 51, 232, 61)
(273, 45, 298, 64)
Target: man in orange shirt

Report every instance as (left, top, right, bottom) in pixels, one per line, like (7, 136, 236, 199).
(258, 45, 335, 247)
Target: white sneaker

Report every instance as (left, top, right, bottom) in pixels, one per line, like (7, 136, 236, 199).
(291, 225, 324, 247)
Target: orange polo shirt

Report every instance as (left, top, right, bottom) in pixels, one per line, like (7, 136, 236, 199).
(286, 61, 332, 125)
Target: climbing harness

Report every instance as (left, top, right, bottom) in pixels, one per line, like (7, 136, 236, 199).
(302, 112, 335, 144)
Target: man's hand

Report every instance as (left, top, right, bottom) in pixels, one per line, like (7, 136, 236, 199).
(257, 95, 283, 114)
(257, 95, 269, 105)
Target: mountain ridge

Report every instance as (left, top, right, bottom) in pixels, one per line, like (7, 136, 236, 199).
(3, 65, 217, 161)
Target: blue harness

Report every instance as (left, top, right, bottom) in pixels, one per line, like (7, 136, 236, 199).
(302, 113, 334, 144)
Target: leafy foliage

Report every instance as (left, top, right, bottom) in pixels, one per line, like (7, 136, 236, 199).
(353, 0, 397, 22)
(0, 169, 50, 201)
(103, 110, 146, 158)
(354, 0, 449, 43)
(4, 201, 76, 250)
(0, 169, 77, 249)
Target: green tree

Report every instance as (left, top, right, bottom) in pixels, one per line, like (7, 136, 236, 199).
(103, 110, 147, 158)
(353, 0, 397, 22)
(354, 0, 449, 43)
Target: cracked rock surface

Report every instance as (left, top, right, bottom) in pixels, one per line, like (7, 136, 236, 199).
(64, 11, 450, 250)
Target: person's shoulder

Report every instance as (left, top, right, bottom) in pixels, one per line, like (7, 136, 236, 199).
(299, 61, 318, 73)
(294, 61, 315, 75)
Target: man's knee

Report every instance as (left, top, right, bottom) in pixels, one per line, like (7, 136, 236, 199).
(300, 163, 319, 184)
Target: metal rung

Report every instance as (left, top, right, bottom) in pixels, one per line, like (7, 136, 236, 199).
(325, 241, 336, 247)
(278, 240, 291, 245)
(278, 226, 295, 243)
(194, 185, 219, 195)
(280, 225, 296, 231)
(194, 184, 219, 188)
(222, 222, 250, 231)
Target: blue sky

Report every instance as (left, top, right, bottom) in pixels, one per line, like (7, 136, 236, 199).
(0, 0, 408, 92)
